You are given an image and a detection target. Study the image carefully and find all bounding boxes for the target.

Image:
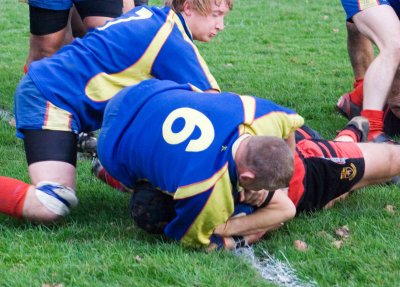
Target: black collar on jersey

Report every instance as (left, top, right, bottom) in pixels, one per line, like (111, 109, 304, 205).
(177, 13, 193, 42)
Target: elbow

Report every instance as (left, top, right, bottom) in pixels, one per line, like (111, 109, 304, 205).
(283, 201, 296, 222)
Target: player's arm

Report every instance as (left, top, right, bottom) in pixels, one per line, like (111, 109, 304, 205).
(213, 189, 296, 238)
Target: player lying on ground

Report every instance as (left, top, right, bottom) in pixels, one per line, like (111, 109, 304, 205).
(0, 0, 232, 223)
(95, 78, 305, 248)
(127, 116, 400, 250)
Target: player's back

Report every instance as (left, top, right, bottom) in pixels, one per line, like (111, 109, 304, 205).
(98, 79, 245, 191)
(27, 6, 217, 132)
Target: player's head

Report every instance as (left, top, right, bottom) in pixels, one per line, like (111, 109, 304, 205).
(130, 182, 176, 234)
(237, 136, 294, 191)
(170, 0, 233, 42)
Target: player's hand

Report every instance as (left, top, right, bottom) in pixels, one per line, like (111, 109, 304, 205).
(239, 189, 270, 207)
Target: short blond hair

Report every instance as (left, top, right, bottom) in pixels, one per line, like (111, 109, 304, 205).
(166, 0, 233, 15)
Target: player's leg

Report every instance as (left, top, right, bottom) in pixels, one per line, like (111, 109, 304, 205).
(123, 0, 135, 13)
(352, 5, 400, 141)
(134, 0, 148, 6)
(21, 130, 78, 222)
(387, 68, 400, 119)
(69, 5, 86, 38)
(91, 157, 127, 191)
(74, 0, 123, 31)
(0, 76, 80, 222)
(295, 125, 322, 143)
(335, 116, 369, 142)
(26, 3, 71, 68)
(383, 105, 400, 137)
(336, 22, 374, 119)
(163, 0, 172, 7)
(347, 22, 374, 82)
(351, 143, 400, 189)
(0, 131, 78, 222)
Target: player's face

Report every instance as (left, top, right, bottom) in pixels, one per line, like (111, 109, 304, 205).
(187, 2, 230, 42)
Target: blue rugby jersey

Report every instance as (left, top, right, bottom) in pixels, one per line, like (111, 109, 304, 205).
(27, 6, 219, 132)
(98, 79, 304, 247)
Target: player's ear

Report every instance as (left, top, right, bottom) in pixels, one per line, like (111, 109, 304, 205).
(182, 0, 193, 16)
(239, 171, 256, 185)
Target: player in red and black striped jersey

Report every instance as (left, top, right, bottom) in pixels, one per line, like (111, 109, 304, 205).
(286, 116, 400, 213)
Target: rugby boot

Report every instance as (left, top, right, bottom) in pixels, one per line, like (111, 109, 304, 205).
(336, 93, 361, 120)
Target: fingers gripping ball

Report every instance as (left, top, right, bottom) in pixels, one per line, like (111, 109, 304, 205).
(35, 181, 78, 216)
(129, 183, 176, 234)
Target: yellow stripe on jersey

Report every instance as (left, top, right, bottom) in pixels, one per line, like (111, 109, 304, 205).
(358, 0, 380, 11)
(238, 95, 256, 135)
(173, 14, 220, 92)
(180, 168, 234, 247)
(174, 163, 229, 199)
(43, 101, 72, 132)
(188, 83, 204, 93)
(85, 10, 176, 102)
(249, 112, 304, 139)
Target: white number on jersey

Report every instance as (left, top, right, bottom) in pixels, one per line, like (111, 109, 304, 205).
(98, 7, 153, 31)
(162, 108, 215, 152)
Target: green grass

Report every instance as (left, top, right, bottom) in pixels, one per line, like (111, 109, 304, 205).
(1, 0, 400, 286)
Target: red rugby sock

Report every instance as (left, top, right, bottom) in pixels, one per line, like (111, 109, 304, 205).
(97, 169, 124, 191)
(336, 129, 359, 142)
(0, 176, 30, 218)
(361, 109, 384, 140)
(353, 78, 364, 88)
(349, 78, 364, 107)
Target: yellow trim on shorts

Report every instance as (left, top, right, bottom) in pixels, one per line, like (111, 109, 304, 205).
(42, 101, 72, 132)
(358, 0, 380, 11)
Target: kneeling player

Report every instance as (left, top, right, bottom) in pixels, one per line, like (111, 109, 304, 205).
(96, 79, 305, 249)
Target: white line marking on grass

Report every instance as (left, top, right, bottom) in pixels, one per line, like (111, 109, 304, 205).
(235, 246, 317, 287)
(0, 109, 13, 123)
(0, 109, 15, 127)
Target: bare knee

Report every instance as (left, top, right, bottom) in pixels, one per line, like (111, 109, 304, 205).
(83, 16, 112, 30)
(28, 30, 67, 62)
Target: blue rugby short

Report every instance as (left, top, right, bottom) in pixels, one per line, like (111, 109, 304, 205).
(28, 0, 123, 35)
(14, 75, 79, 139)
(341, 0, 392, 21)
(28, 0, 79, 11)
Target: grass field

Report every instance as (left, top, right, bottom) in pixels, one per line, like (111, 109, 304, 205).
(1, 0, 400, 286)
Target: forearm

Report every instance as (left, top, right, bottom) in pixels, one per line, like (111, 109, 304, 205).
(215, 207, 290, 237)
(213, 190, 295, 237)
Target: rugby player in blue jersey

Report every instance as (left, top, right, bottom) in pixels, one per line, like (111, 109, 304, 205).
(122, 113, 400, 251)
(95, 79, 304, 248)
(0, 0, 232, 222)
